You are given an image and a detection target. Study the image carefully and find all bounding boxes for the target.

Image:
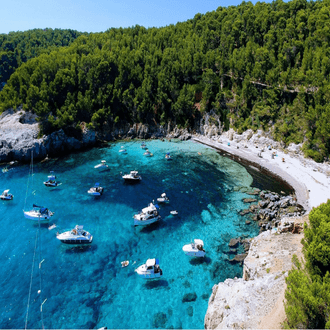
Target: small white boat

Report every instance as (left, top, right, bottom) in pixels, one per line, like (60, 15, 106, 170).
(182, 239, 206, 257)
(0, 189, 13, 200)
(134, 203, 160, 226)
(2, 167, 8, 173)
(43, 171, 58, 187)
(143, 149, 153, 157)
(170, 210, 178, 215)
(135, 258, 163, 279)
(88, 183, 104, 196)
(141, 142, 147, 149)
(94, 160, 108, 169)
(165, 153, 172, 160)
(24, 204, 54, 222)
(119, 146, 127, 154)
(48, 223, 57, 230)
(56, 225, 93, 245)
(121, 260, 129, 267)
(157, 193, 170, 203)
(122, 170, 142, 182)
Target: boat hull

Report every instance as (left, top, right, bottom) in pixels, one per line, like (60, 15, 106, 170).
(23, 211, 51, 222)
(182, 244, 205, 257)
(58, 238, 93, 245)
(134, 216, 160, 226)
(0, 196, 13, 200)
(44, 182, 58, 187)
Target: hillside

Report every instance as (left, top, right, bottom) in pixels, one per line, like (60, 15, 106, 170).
(0, 28, 85, 86)
(1, 0, 330, 161)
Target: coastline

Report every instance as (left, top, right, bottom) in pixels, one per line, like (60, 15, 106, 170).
(195, 133, 330, 329)
(193, 134, 330, 212)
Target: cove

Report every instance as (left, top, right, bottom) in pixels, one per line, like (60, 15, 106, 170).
(0, 139, 288, 329)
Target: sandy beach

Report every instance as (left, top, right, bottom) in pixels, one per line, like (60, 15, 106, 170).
(194, 134, 330, 212)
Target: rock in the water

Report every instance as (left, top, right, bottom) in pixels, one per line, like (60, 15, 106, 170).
(153, 312, 167, 328)
(228, 238, 240, 248)
(243, 198, 257, 203)
(182, 292, 197, 303)
(187, 306, 194, 317)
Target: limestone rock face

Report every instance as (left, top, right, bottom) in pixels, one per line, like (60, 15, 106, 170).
(205, 225, 304, 329)
(0, 109, 96, 162)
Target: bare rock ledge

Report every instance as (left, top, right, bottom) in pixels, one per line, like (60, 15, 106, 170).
(204, 216, 305, 329)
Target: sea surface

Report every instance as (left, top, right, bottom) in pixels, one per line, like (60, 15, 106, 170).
(0, 140, 292, 329)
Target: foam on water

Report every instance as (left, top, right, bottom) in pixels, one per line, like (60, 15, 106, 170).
(0, 140, 263, 329)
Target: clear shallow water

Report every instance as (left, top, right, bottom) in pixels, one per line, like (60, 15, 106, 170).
(0, 140, 262, 329)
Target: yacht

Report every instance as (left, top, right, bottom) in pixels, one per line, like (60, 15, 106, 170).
(43, 171, 58, 187)
(122, 170, 142, 182)
(94, 160, 108, 169)
(0, 189, 13, 200)
(119, 146, 127, 154)
(134, 203, 160, 226)
(135, 258, 163, 279)
(141, 142, 147, 149)
(56, 225, 93, 245)
(182, 239, 206, 257)
(165, 153, 172, 160)
(88, 183, 104, 196)
(143, 149, 153, 157)
(170, 210, 178, 215)
(23, 204, 54, 222)
(157, 193, 170, 203)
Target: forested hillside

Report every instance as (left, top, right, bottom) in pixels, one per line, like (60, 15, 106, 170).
(1, 0, 330, 161)
(0, 28, 85, 85)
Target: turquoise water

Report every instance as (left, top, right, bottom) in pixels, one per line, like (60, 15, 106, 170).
(0, 140, 262, 329)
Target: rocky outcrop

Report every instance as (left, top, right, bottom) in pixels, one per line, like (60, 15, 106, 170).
(205, 218, 305, 329)
(0, 109, 96, 162)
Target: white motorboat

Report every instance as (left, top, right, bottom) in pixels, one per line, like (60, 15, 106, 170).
(56, 225, 93, 245)
(170, 210, 178, 215)
(165, 153, 172, 160)
(141, 142, 147, 149)
(182, 239, 206, 257)
(122, 170, 142, 181)
(23, 204, 54, 222)
(135, 258, 163, 279)
(94, 160, 108, 169)
(134, 203, 160, 226)
(121, 260, 129, 267)
(43, 171, 58, 187)
(88, 183, 104, 196)
(157, 193, 170, 203)
(119, 146, 127, 154)
(143, 149, 153, 157)
(0, 189, 13, 200)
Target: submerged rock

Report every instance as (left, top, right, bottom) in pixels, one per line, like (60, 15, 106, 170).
(182, 292, 197, 303)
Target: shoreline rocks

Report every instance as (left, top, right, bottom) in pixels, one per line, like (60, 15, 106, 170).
(205, 218, 305, 329)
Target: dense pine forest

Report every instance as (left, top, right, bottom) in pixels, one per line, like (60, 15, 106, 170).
(0, 28, 85, 86)
(1, 0, 330, 162)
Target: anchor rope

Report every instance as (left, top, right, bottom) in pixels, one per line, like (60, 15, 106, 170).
(37, 219, 45, 329)
(24, 229, 38, 330)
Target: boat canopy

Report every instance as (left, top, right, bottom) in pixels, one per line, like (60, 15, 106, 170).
(146, 258, 156, 267)
(101, 160, 106, 163)
(3, 189, 9, 194)
(161, 193, 167, 197)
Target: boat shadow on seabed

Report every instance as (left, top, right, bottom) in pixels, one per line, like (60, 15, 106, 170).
(189, 256, 212, 266)
(63, 244, 98, 254)
(144, 279, 169, 290)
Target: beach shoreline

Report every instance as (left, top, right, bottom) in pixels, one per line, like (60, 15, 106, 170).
(193, 134, 330, 212)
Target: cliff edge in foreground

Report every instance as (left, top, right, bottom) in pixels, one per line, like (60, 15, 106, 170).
(204, 216, 306, 329)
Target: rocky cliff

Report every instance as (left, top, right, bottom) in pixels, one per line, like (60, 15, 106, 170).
(0, 109, 96, 162)
(204, 216, 305, 329)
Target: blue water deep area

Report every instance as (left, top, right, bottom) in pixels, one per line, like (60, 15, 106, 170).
(0, 139, 276, 329)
